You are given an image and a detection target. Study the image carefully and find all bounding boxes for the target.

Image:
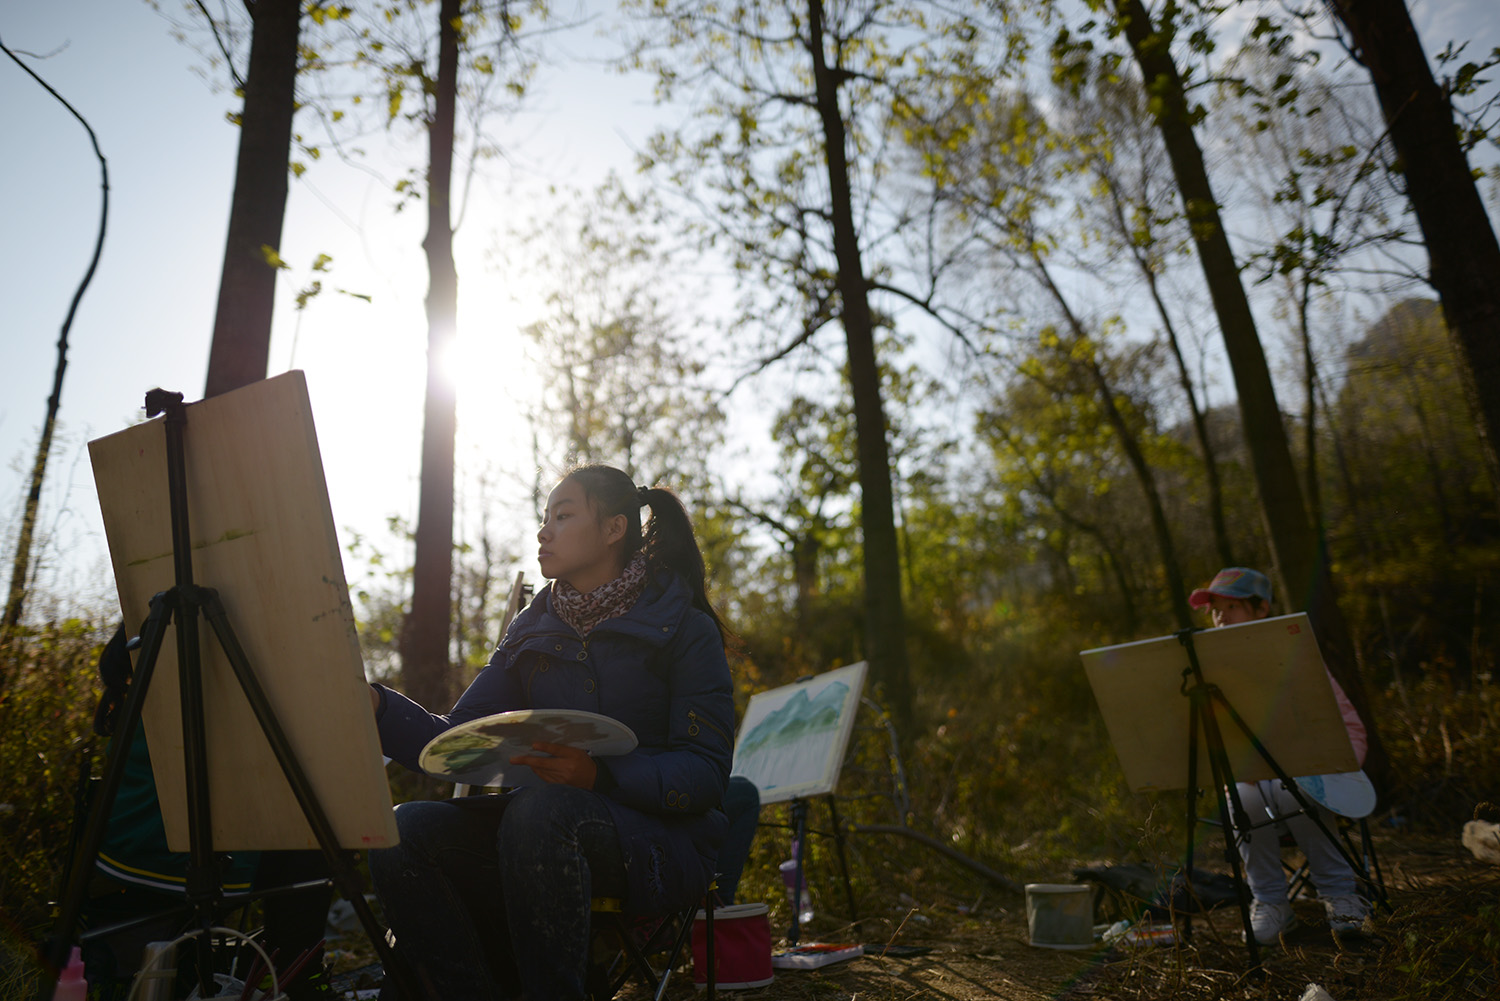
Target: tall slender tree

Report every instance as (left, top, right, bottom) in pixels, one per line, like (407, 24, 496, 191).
(1101, 0, 1389, 788)
(0, 43, 108, 659)
(924, 88, 1197, 625)
(1071, 74, 1236, 567)
(806, 0, 912, 724)
(628, 0, 924, 727)
(400, 0, 464, 711)
(203, 0, 302, 398)
(338, 0, 537, 709)
(1323, 0, 1500, 499)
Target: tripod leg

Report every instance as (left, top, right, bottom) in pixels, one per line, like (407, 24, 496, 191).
(1181, 692, 1202, 944)
(825, 795, 858, 928)
(198, 589, 430, 1001)
(1355, 818, 1390, 912)
(154, 395, 223, 997)
(786, 800, 809, 948)
(1197, 698, 1261, 967)
(175, 595, 222, 999)
(1214, 694, 1381, 909)
(36, 597, 177, 1001)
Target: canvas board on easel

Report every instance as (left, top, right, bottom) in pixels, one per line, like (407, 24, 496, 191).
(730, 662, 867, 805)
(89, 371, 398, 851)
(1080, 613, 1358, 792)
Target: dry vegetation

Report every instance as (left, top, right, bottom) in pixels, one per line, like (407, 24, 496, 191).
(3, 597, 1496, 1001)
(576, 830, 1497, 1001)
(293, 824, 1500, 1000)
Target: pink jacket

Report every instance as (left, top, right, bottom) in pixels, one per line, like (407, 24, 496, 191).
(1327, 672, 1368, 767)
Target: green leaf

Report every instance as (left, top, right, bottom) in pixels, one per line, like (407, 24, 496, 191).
(295, 280, 323, 310)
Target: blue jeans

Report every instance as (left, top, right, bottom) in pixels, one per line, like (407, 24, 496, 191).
(370, 785, 629, 1001)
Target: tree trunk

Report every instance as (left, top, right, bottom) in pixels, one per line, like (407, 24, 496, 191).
(1097, 534, 1139, 636)
(808, 0, 913, 732)
(203, 0, 301, 399)
(1298, 284, 1325, 533)
(400, 0, 462, 712)
(790, 534, 822, 631)
(1327, 0, 1500, 498)
(1113, 0, 1390, 793)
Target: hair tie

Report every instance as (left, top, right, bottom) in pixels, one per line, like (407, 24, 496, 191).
(638, 485, 651, 506)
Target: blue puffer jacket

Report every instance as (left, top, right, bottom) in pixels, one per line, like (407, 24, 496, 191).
(375, 569, 734, 915)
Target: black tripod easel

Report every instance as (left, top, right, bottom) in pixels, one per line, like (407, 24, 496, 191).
(1174, 627, 1381, 967)
(781, 796, 859, 948)
(39, 389, 425, 1001)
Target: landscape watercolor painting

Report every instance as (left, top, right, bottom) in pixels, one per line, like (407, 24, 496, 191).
(730, 662, 868, 804)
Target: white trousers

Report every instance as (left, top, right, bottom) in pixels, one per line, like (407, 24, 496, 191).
(1233, 779, 1357, 902)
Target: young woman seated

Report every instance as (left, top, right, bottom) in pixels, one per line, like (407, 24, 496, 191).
(367, 465, 735, 1000)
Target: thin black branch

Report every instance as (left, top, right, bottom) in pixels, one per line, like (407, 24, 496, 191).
(726, 288, 837, 393)
(195, 0, 247, 92)
(0, 34, 109, 640)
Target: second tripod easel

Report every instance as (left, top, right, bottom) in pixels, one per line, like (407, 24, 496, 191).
(1175, 623, 1387, 962)
(1083, 612, 1373, 967)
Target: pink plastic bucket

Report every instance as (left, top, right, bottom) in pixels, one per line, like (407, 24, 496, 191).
(692, 902, 775, 990)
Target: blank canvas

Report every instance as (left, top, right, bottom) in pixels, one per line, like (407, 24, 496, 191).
(1080, 614, 1358, 792)
(90, 371, 398, 851)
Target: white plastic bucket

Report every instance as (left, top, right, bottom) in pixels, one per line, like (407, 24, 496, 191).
(1025, 883, 1094, 950)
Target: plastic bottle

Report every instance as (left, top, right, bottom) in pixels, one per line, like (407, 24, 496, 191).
(137, 941, 177, 1001)
(51, 946, 86, 1001)
(778, 846, 814, 925)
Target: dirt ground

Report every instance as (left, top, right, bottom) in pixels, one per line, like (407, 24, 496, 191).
(331, 830, 1499, 1001)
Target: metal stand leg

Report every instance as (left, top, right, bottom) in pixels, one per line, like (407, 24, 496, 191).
(786, 799, 809, 948)
(38, 389, 429, 1001)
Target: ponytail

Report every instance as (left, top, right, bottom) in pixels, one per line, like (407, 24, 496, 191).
(563, 464, 731, 644)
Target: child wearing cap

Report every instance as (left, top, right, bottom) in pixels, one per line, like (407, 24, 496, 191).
(1189, 567, 1371, 945)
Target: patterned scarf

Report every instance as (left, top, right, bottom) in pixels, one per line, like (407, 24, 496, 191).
(551, 549, 650, 637)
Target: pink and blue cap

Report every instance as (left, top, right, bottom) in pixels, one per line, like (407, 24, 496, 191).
(1188, 566, 1272, 609)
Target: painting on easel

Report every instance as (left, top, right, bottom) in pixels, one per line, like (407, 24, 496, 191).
(730, 662, 867, 805)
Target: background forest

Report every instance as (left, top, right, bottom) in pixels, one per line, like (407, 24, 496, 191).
(1, 0, 1498, 996)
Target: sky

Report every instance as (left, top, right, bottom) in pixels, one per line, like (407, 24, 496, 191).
(1, 0, 687, 614)
(2, 0, 1497, 621)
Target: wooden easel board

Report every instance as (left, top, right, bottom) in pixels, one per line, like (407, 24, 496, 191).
(89, 371, 398, 851)
(1080, 614, 1358, 792)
